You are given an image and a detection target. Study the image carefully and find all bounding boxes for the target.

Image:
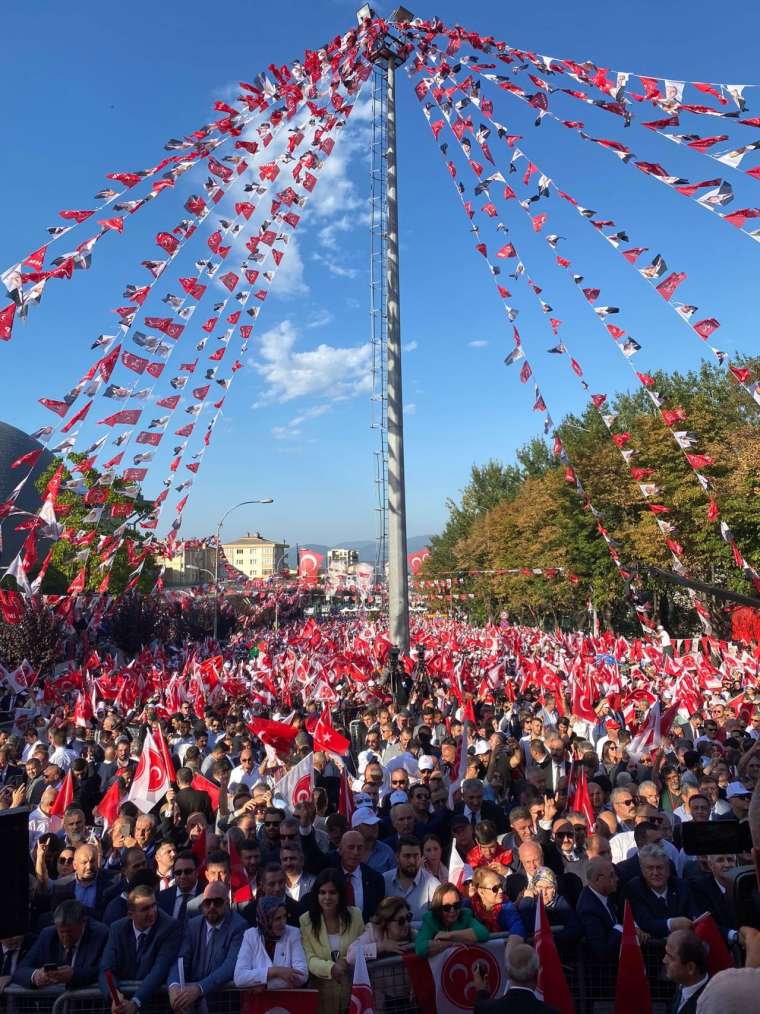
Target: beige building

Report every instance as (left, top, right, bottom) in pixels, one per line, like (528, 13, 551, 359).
(222, 532, 288, 579)
(327, 547, 359, 570)
(159, 545, 217, 587)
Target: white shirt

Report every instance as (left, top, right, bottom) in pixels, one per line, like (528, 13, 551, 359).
(49, 746, 77, 771)
(285, 872, 315, 902)
(28, 806, 52, 848)
(21, 740, 44, 762)
(228, 766, 258, 791)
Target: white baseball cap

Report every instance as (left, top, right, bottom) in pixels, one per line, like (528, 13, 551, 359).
(351, 806, 381, 827)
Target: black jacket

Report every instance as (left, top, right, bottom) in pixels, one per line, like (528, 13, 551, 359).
(324, 854, 386, 923)
(14, 918, 109, 989)
(475, 987, 561, 1014)
(624, 876, 699, 940)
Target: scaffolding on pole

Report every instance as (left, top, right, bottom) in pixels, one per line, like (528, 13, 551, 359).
(369, 61, 390, 591)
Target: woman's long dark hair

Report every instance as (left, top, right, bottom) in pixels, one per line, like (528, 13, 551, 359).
(307, 868, 351, 935)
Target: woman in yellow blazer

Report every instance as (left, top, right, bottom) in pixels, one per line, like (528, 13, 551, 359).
(299, 868, 365, 1014)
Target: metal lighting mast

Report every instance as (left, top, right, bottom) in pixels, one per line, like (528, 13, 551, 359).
(359, 5, 413, 654)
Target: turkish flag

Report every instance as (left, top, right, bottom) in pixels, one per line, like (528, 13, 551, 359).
(49, 768, 74, 824)
(191, 771, 219, 811)
(128, 728, 171, 813)
(153, 724, 176, 783)
(350, 947, 374, 1014)
(693, 912, 734, 975)
(93, 778, 123, 831)
(614, 901, 651, 1014)
(248, 717, 299, 757)
(535, 895, 575, 1013)
(298, 548, 323, 585)
(312, 710, 350, 757)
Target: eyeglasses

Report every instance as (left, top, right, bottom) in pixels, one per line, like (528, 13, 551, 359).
(202, 898, 225, 907)
(264, 821, 282, 828)
(441, 902, 461, 913)
(479, 884, 503, 894)
(393, 913, 413, 924)
(279, 833, 298, 841)
(554, 831, 574, 840)
(391, 779, 407, 786)
(619, 799, 635, 806)
(175, 868, 196, 876)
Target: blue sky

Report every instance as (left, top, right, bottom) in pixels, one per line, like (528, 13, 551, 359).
(1, 1, 760, 549)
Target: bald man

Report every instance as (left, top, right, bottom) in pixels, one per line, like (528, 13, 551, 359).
(327, 830, 385, 922)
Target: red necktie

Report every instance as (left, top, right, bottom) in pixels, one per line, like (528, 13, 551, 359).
(344, 875, 355, 906)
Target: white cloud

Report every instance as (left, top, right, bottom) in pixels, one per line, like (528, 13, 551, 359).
(270, 234, 309, 299)
(251, 320, 371, 405)
(312, 252, 359, 279)
(272, 404, 331, 439)
(306, 308, 334, 329)
(468, 340, 489, 348)
(404, 402, 417, 416)
(403, 340, 418, 352)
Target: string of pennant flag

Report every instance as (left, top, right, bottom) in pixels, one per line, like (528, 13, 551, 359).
(1, 12, 760, 612)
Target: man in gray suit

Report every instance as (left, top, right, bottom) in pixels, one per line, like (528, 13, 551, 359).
(168, 882, 247, 1014)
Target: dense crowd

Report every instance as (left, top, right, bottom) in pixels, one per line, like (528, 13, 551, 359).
(1, 617, 760, 1014)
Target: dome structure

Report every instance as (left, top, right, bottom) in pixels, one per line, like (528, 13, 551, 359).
(0, 420, 54, 568)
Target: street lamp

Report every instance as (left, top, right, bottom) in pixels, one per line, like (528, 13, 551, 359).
(213, 498, 274, 640)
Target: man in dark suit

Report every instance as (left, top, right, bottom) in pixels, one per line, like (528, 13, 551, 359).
(98, 885, 179, 1012)
(44, 843, 115, 922)
(663, 929, 709, 1013)
(689, 854, 739, 943)
(174, 767, 213, 824)
(453, 778, 507, 835)
(474, 942, 560, 1014)
(167, 882, 247, 1012)
(329, 831, 385, 923)
(14, 900, 108, 990)
(625, 845, 699, 940)
(576, 858, 624, 961)
(0, 748, 23, 788)
(157, 851, 203, 921)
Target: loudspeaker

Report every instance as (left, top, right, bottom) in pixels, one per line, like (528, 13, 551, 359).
(0, 807, 30, 937)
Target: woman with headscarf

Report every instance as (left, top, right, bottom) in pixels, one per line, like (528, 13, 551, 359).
(515, 866, 582, 946)
(299, 868, 364, 1014)
(234, 895, 308, 990)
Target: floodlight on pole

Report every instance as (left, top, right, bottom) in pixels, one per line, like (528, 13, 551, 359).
(213, 498, 274, 639)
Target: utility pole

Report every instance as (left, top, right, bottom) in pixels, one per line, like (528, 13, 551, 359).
(360, 5, 414, 654)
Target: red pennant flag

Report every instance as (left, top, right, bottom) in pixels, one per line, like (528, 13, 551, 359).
(0, 303, 17, 340)
(49, 768, 74, 819)
(93, 778, 122, 831)
(10, 448, 43, 470)
(153, 724, 176, 783)
(227, 834, 247, 892)
(191, 772, 220, 812)
(67, 567, 87, 596)
(614, 901, 651, 1014)
(693, 912, 734, 975)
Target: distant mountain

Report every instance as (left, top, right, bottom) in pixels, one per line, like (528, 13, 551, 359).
(285, 534, 431, 568)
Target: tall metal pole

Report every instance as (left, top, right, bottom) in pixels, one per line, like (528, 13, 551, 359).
(385, 58, 410, 654)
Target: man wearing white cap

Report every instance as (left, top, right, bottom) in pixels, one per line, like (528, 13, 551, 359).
(351, 806, 396, 875)
(721, 783, 752, 822)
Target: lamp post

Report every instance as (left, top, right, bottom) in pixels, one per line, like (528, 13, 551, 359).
(213, 498, 274, 640)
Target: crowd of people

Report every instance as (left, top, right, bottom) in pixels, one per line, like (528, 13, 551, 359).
(0, 616, 760, 1013)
